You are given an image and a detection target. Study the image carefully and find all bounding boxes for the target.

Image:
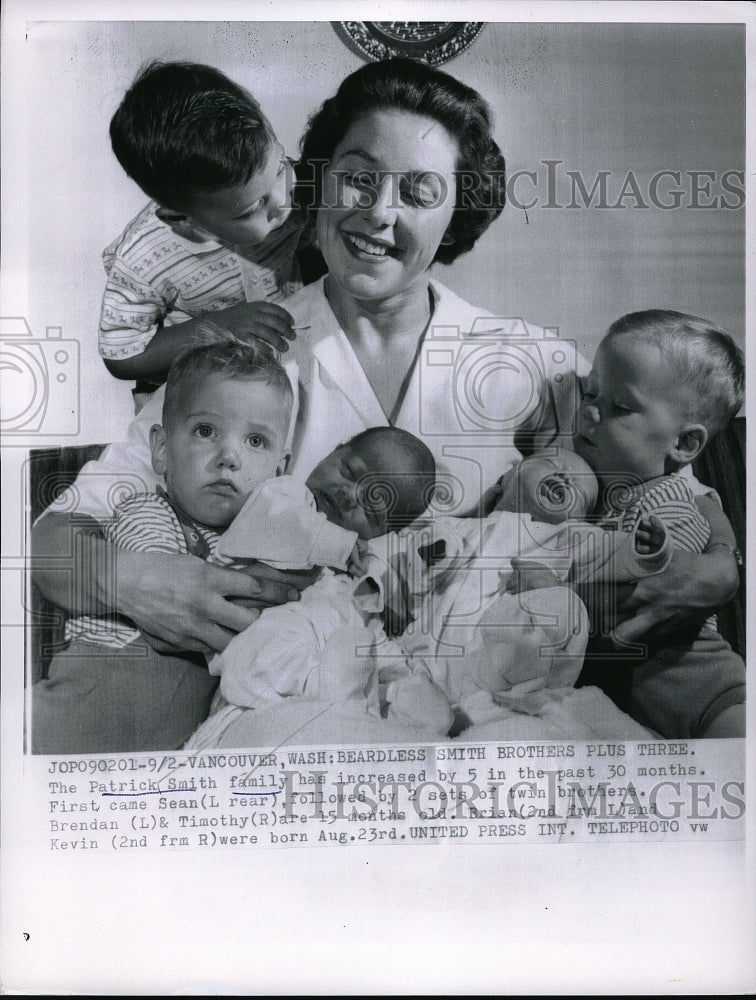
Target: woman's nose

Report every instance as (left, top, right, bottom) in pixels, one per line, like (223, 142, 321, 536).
(364, 174, 397, 226)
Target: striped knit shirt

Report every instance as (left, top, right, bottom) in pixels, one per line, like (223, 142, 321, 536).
(65, 492, 220, 648)
(600, 474, 716, 630)
(99, 201, 304, 360)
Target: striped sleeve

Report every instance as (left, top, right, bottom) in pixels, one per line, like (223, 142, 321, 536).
(99, 255, 171, 358)
(65, 492, 199, 648)
(99, 203, 305, 361)
(105, 493, 187, 554)
(633, 478, 711, 553)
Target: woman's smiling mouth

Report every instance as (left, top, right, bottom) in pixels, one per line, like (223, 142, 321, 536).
(345, 232, 398, 259)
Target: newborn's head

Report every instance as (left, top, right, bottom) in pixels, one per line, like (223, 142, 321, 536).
(494, 447, 598, 523)
(306, 427, 436, 539)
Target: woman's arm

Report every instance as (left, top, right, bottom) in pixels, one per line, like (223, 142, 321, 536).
(611, 497, 740, 645)
(32, 512, 313, 655)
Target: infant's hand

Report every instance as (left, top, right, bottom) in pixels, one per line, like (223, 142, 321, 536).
(347, 539, 369, 577)
(634, 514, 666, 555)
(503, 557, 563, 594)
(210, 300, 296, 354)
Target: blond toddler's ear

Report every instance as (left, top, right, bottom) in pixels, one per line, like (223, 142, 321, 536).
(149, 424, 168, 476)
(672, 423, 708, 466)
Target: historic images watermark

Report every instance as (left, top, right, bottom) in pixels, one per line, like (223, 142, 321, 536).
(498, 162, 744, 212)
(287, 159, 745, 213)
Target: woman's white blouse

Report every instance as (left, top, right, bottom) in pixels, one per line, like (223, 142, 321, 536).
(49, 278, 588, 522)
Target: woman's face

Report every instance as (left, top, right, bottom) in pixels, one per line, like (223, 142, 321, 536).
(315, 109, 459, 305)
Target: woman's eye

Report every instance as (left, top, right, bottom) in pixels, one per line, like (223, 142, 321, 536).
(401, 179, 439, 208)
(343, 171, 374, 194)
(612, 402, 633, 414)
(194, 424, 215, 439)
(247, 434, 268, 449)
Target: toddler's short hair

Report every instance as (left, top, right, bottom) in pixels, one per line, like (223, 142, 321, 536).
(162, 337, 293, 431)
(605, 310, 745, 439)
(110, 61, 275, 210)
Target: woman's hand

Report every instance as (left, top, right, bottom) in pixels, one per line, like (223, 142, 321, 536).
(615, 494, 741, 643)
(612, 546, 739, 645)
(32, 513, 315, 655)
(116, 552, 310, 655)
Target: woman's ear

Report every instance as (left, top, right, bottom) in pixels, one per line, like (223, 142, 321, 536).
(439, 229, 456, 247)
(673, 424, 708, 465)
(149, 424, 168, 476)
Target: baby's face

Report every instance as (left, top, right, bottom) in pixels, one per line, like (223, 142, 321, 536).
(495, 448, 598, 523)
(573, 337, 687, 484)
(151, 375, 290, 529)
(306, 438, 421, 539)
(182, 140, 293, 248)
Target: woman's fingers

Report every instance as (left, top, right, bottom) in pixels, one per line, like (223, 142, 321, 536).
(227, 562, 317, 605)
(124, 557, 294, 653)
(612, 609, 661, 645)
(614, 548, 725, 642)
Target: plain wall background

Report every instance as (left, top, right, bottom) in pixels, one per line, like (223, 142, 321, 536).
(16, 19, 746, 443)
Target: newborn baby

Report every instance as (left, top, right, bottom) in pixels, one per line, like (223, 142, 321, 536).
(205, 446, 671, 739)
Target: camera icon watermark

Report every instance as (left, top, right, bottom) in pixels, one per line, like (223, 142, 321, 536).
(419, 317, 579, 440)
(0, 317, 79, 442)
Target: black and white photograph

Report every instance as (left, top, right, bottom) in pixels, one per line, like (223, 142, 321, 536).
(1, 2, 753, 994)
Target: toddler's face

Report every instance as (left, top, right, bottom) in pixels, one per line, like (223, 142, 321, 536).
(183, 141, 293, 247)
(306, 438, 422, 540)
(494, 448, 598, 523)
(573, 337, 688, 484)
(150, 375, 290, 529)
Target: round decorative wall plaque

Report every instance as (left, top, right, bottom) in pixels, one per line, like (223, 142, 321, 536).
(333, 22, 486, 66)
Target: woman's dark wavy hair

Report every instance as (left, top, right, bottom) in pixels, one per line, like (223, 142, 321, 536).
(296, 59, 506, 265)
(110, 61, 274, 210)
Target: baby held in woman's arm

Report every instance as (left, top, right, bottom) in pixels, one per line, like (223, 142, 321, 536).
(31, 338, 435, 753)
(501, 310, 746, 738)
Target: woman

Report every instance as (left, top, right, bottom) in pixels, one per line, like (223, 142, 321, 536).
(31, 60, 739, 750)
